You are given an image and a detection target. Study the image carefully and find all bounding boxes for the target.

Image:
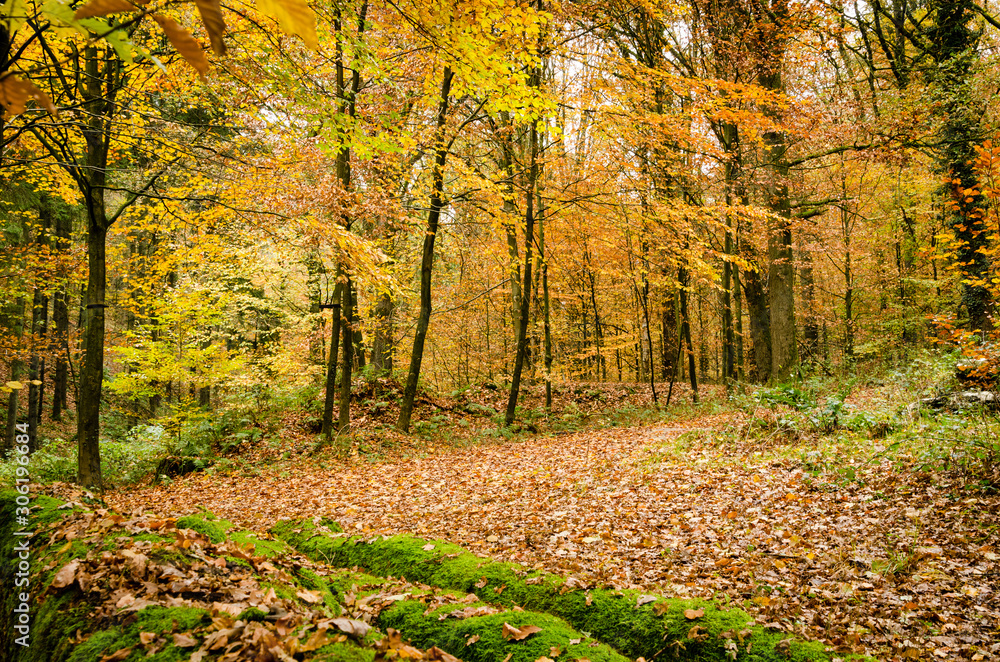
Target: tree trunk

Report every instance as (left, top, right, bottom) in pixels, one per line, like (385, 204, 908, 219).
(758, 0, 797, 381)
(679, 267, 698, 403)
(52, 208, 71, 422)
(321, 279, 343, 439)
(370, 291, 394, 375)
(504, 103, 540, 426)
(398, 67, 454, 432)
(800, 245, 819, 362)
(4, 298, 24, 452)
(742, 259, 772, 383)
(338, 276, 355, 431)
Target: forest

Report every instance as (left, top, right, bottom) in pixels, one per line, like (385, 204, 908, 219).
(1, 0, 1000, 661)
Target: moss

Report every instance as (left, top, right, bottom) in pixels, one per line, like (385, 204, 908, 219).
(293, 566, 342, 613)
(64, 606, 211, 662)
(228, 530, 292, 557)
(237, 607, 269, 622)
(175, 514, 231, 543)
(380, 599, 627, 662)
(273, 519, 868, 662)
(312, 641, 376, 662)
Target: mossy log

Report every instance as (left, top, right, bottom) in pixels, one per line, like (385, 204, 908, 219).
(271, 518, 868, 662)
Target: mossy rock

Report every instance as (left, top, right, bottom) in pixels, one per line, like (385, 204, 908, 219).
(272, 518, 867, 662)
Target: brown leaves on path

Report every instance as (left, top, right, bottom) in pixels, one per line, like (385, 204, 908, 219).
(107, 416, 1000, 661)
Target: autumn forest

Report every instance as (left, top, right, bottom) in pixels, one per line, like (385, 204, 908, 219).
(2, 0, 1000, 661)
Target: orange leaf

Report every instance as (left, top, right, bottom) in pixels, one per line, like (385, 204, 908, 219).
(194, 0, 227, 55)
(684, 608, 704, 619)
(153, 15, 210, 76)
(0, 74, 58, 117)
(74, 0, 136, 20)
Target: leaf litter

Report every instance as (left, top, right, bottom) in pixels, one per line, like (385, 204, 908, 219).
(105, 415, 1000, 661)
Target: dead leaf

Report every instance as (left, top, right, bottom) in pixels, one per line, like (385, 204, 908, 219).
(51, 560, 80, 589)
(636, 594, 657, 607)
(330, 617, 370, 639)
(502, 622, 542, 641)
(466, 634, 480, 646)
(99, 648, 132, 662)
(139, 632, 157, 645)
(684, 608, 704, 620)
(172, 633, 197, 647)
(296, 588, 323, 603)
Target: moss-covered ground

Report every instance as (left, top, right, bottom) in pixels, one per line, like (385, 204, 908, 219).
(271, 518, 867, 662)
(2, 491, 867, 661)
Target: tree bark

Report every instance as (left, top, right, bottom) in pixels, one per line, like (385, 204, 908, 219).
(505, 106, 540, 426)
(397, 67, 454, 432)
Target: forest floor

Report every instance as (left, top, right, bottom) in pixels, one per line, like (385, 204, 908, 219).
(94, 382, 1000, 662)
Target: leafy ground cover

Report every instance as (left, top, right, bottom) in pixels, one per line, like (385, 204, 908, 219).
(1, 489, 850, 662)
(97, 374, 1000, 662)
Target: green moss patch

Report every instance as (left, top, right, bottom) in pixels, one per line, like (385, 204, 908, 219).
(175, 513, 232, 543)
(382, 599, 628, 662)
(272, 518, 866, 661)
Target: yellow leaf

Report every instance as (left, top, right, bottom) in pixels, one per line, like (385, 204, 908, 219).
(153, 15, 210, 76)
(74, 0, 136, 20)
(194, 0, 227, 55)
(256, 0, 318, 49)
(5, 380, 24, 390)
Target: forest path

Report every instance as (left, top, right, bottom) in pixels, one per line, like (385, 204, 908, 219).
(107, 415, 1000, 660)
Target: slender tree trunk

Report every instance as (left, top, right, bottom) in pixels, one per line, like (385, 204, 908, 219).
(800, 245, 819, 362)
(52, 209, 71, 421)
(398, 67, 454, 432)
(505, 105, 540, 425)
(5, 298, 24, 452)
(679, 267, 698, 403)
(370, 291, 394, 374)
(321, 279, 343, 439)
(350, 282, 365, 369)
(338, 277, 355, 431)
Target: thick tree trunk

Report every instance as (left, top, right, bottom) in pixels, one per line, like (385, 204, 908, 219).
(77, 219, 107, 489)
(742, 261, 772, 383)
(397, 67, 453, 432)
(928, 0, 992, 331)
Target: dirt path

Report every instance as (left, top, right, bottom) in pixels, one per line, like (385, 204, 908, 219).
(107, 418, 1000, 661)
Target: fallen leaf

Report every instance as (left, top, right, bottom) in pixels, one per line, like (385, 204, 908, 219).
(466, 634, 480, 646)
(502, 622, 543, 641)
(51, 560, 80, 589)
(684, 608, 704, 620)
(331, 617, 370, 638)
(172, 633, 197, 647)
